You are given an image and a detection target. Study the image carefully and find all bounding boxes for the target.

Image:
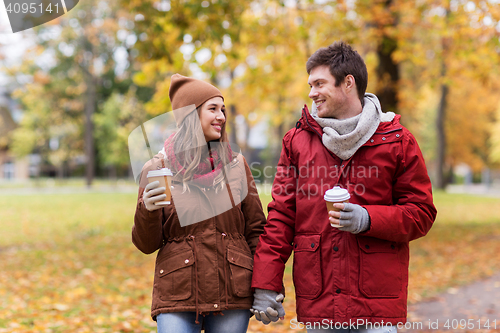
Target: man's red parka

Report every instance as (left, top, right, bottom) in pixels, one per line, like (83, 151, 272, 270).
(251, 105, 437, 326)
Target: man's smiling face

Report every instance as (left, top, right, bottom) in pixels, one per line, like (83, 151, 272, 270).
(308, 65, 349, 119)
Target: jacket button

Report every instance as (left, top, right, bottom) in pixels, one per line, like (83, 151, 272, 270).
(333, 246, 339, 252)
(311, 243, 315, 248)
(185, 259, 190, 264)
(382, 137, 386, 141)
(370, 139, 374, 143)
(396, 134, 400, 138)
(160, 270, 164, 274)
(214, 304, 218, 308)
(294, 244, 297, 248)
(365, 245, 370, 249)
(336, 289, 341, 294)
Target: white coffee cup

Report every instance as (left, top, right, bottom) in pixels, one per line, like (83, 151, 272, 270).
(324, 186, 350, 227)
(147, 168, 173, 205)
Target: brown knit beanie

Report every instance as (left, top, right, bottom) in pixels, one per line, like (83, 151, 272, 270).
(169, 74, 224, 126)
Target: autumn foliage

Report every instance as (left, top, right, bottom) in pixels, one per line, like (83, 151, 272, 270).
(4, 0, 500, 182)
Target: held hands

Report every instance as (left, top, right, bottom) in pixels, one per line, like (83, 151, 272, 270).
(142, 181, 167, 211)
(250, 288, 285, 325)
(329, 203, 370, 234)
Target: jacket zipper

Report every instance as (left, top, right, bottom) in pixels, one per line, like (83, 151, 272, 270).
(303, 108, 323, 140)
(374, 127, 402, 135)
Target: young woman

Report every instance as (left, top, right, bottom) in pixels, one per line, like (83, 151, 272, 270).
(132, 74, 266, 333)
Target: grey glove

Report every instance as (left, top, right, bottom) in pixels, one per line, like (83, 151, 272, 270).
(250, 288, 285, 325)
(142, 181, 167, 211)
(338, 203, 370, 234)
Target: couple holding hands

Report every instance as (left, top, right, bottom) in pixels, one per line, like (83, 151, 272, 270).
(132, 41, 436, 333)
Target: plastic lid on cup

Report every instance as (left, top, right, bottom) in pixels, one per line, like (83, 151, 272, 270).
(147, 168, 173, 177)
(324, 186, 350, 202)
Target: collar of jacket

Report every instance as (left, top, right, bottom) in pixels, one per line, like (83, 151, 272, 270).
(296, 104, 403, 144)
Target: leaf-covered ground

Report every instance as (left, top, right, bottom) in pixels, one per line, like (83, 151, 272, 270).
(1, 191, 500, 332)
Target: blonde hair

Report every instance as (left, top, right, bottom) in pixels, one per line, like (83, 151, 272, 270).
(170, 106, 231, 192)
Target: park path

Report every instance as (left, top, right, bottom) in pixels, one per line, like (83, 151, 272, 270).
(402, 271, 500, 332)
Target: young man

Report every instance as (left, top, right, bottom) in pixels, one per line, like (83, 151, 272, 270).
(250, 41, 437, 332)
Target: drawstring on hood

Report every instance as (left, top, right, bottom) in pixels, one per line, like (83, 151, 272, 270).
(311, 93, 395, 160)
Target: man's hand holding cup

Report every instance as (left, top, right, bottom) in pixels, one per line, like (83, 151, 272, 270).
(325, 186, 370, 234)
(328, 202, 370, 234)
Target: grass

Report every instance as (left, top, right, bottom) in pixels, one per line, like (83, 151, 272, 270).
(0, 192, 153, 333)
(0, 190, 500, 332)
(0, 178, 136, 189)
(407, 191, 500, 302)
(0, 193, 137, 247)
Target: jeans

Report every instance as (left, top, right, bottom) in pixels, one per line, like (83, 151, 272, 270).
(307, 325, 398, 333)
(156, 310, 250, 333)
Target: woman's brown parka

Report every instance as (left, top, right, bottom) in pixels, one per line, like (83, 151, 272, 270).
(133, 151, 266, 321)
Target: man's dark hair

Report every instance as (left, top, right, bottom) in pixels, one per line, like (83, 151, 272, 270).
(306, 41, 368, 105)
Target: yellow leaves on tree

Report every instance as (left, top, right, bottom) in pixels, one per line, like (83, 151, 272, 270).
(446, 75, 500, 172)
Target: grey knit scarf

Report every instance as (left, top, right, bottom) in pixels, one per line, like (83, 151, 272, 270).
(311, 93, 395, 160)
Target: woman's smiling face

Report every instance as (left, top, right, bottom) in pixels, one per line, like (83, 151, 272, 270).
(199, 97, 226, 142)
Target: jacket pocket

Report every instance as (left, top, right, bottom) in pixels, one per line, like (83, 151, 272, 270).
(227, 246, 253, 298)
(157, 249, 195, 301)
(292, 234, 322, 299)
(357, 236, 402, 298)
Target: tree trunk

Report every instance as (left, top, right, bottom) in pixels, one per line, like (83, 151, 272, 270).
(57, 163, 64, 179)
(436, 65, 449, 190)
(436, 6, 451, 190)
(229, 104, 237, 145)
(84, 75, 96, 188)
(227, 68, 238, 147)
(376, 34, 399, 113)
(242, 115, 250, 157)
(375, 0, 399, 113)
(109, 165, 117, 180)
(128, 163, 135, 182)
(109, 165, 117, 187)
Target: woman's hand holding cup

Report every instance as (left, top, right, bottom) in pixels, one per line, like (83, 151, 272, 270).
(143, 181, 167, 211)
(144, 168, 173, 211)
